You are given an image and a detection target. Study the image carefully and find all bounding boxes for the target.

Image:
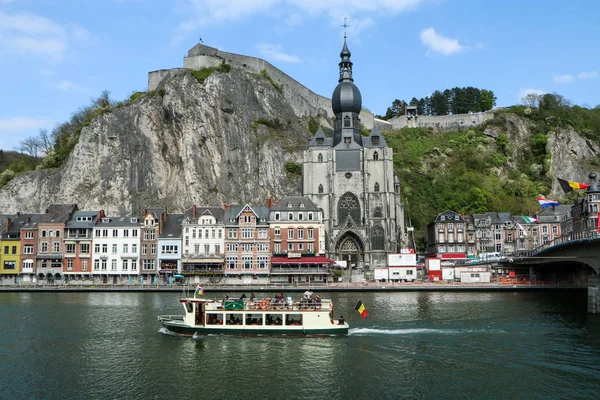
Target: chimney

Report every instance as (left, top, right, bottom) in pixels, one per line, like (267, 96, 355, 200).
(159, 218, 164, 235)
(193, 204, 197, 217)
(142, 208, 147, 217)
(98, 210, 106, 221)
(26, 217, 31, 224)
(266, 197, 273, 209)
(5, 217, 11, 231)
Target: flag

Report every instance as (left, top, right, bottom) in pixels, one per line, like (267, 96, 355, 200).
(354, 300, 368, 319)
(521, 216, 539, 224)
(537, 196, 559, 209)
(557, 178, 590, 193)
(516, 222, 528, 236)
(196, 285, 204, 296)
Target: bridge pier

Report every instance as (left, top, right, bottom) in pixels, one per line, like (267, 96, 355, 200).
(589, 276, 600, 314)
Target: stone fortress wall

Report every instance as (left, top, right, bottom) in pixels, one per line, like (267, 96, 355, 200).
(382, 111, 496, 131)
(148, 43, 495, 132)
(148, 43, 375, 129)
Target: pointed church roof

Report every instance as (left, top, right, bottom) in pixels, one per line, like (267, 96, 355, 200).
(363, 125, 387, 148)
(308, 127, 333, 147)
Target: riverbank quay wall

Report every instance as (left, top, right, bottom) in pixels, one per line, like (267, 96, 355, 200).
(148, 43, 375, 129)
(0, 284, 587, 293)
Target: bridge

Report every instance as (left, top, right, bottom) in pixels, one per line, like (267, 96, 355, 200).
(508, 228, 600, 313)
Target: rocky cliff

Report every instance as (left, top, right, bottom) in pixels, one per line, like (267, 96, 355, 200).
(0, 67, 326, 214)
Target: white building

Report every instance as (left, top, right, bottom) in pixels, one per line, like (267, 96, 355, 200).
(92, 216, 141, 284)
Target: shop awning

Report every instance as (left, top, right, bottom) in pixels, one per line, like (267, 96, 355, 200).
(271, 256, 335, 265)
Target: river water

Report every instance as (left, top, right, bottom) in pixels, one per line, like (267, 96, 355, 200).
(1, 290, 599, 400)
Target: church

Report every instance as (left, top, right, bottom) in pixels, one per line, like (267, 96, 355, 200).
(303, 36, 408, 271)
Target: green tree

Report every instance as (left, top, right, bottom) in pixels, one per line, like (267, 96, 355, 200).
(479, 89, 497, 111)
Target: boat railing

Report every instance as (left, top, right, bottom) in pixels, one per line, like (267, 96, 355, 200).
(158, 315, 185, 322)
(203, 298, 332, 312)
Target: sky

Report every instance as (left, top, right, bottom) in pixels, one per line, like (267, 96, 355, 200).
(1, 0, 599, 151)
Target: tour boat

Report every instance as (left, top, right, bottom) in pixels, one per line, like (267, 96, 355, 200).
(158, 292, 349, 336)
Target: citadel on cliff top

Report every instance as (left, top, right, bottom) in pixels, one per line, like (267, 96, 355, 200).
(148, 43, 495, 132)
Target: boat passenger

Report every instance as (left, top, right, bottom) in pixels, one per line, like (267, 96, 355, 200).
(338, 315, 345, 325)
(250, 293, 256, 301)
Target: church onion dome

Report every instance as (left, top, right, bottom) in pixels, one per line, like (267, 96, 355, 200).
(332, 82, 362, 114)
(332, 37, 362, 115)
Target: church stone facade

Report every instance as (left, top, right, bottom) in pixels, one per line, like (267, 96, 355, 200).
(303, 38, 407, 271)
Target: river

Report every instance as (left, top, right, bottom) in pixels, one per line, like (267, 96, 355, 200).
(1, 290, 599, 399)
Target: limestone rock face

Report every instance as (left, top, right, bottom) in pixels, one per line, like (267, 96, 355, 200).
(548, 127, 597, 196)
(0, 68, 314, 214)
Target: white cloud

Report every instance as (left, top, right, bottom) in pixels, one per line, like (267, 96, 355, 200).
(0, 117, 53, 131)
(420, 27, 463, 55)
(172, 0, 425, 44)
(49, 80, 90, 93)
(257, 43, 302, 63)
(0, 11, 92, 62)
(553, 74, 575, 84)
(578, 71, 598, 80)
(517, 88, 546, 100)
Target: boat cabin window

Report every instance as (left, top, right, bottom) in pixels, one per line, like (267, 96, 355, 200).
(184, 302, 193, 313)
(206, 313, 223, 325)
(266, 314, 283, 325)
(226, 313, 243, 325)
(245, 313, 263, 326)
(285, 314, 302, 326)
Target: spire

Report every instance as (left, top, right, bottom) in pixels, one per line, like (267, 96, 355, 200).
(339, 17, 353, 83)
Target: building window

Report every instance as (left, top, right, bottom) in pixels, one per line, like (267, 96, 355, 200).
(66, 243, 76, 254)
(338, 192, 361, 224)
(151, 244, 157, 255)
(53, 242, 60, 253)
(373, 151, 379, 160)
(131, 260, 137, 270)
(318, 184, 324, 194)
(288, 228, 294, 239)
(275, 212, 280, 221)
(111, 260, 117, 270)
(82, 259, 88, 271)
(242, 256, 253, 269)
(274, 227, 281, 236)
(374, 182, 380, 192)
(316, 137, 324, 145)
(112, 244, 117, 254)
(288, 213, 293, 220)
(308, 212, 313, 220)
(23, 245, 34, 254)
(371, 226, 385, 250)
(318, 153, 323, 162)
(274, 243, 280, 253)
(122, 260, 128, 270)
(123, 244, 129, 254)
(372, 136, 380, 146)
(25, 231, 34, 239)
(80, 243, 90, 254)
(344, 115, 351, 127)
(132, 244, 137, 254)
(215, 245, 221, 255)
(298, 229, 304, 239)
(307, 228, 314, 239)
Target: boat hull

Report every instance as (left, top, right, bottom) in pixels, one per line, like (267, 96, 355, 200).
(159, 318, 349, 337)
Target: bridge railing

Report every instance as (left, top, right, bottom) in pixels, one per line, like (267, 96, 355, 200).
(529, 228, 600, 256)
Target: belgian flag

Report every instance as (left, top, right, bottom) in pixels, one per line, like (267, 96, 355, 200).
(558, 178, 590, 193)
(354, 300, 368, 318)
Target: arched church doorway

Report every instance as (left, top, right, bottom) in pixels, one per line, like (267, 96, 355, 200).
(335, 232, 364, 269)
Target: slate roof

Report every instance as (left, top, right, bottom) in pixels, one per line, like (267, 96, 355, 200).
(271, 196, 319, 212)
(40, 204, 78, 223)
(183, 206, 225, 223)
(96, 216, 142, 228)
(66, 210, 102, 229)
(307, 127, 333, 147)
(224, 204, 270, 224)
(363, 126, 387, 148)
(160, 214, 184, 239)
(433, 210, 464, 223)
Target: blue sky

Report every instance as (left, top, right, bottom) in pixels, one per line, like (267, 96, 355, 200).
(1, 0, 599, 151)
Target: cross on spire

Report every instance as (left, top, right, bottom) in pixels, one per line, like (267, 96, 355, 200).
(341, 17, 349, 38)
